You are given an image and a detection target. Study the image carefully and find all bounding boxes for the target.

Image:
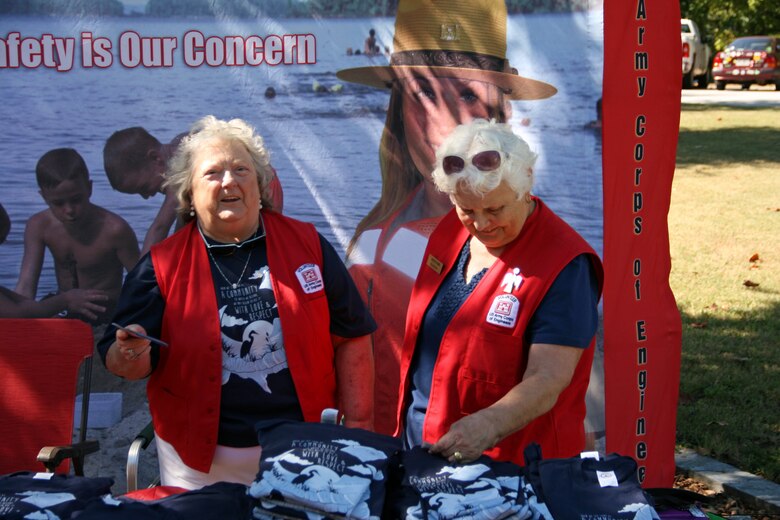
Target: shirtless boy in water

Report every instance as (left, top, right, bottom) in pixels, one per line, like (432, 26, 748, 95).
(1, 201, 109, 319)
(15, 148, 139, 324)
(103, 127, 185, 256)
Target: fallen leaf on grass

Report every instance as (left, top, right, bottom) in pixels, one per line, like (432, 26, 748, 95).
(749, 253, 760, 262)
(743, 280, 760, 288)
(690, 322, 708, 328)
(707, 420, 729, 427)
(750, 264, 761, 270)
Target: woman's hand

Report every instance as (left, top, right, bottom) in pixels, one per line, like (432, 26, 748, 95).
(116, 324, 152, 361)
(105, 323, 154, 380)
(428, 410, 501, 464)
(431, 343, 585, 464)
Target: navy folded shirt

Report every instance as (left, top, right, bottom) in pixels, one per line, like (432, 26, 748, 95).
(250, 420, 401, 519)
(0, 471, 113, 520)
(385, 446, 532, 520)
(74, 481, 252, 520)
(523, 443, 659, 520)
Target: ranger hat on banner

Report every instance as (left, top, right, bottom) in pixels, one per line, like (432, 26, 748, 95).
(336, 0, 557, 100)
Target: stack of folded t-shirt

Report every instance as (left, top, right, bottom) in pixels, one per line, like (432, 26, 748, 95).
(249, 420, 401, 519)
(385, 446, 533, 520)
(523, 443, 660, 520)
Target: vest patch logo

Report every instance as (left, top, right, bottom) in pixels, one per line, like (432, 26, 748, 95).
(486, 294, 520, 328)
(295, 263, 324, 294)
(500, 267, 524, 294)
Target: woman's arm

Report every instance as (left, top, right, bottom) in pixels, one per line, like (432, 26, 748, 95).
(333, 333, 374, 430)
(429, 342, 583, 463)
(96, 254, 165, 378)
(316, 233, 377, 429)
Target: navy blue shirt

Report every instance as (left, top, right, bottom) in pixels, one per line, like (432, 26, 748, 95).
(405, 242, 599, 448)
(98, 231, 376, 447)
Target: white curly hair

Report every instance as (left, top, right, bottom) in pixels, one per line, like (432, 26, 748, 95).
(163, 115, 275, 222)
(431, 119, 537, 200)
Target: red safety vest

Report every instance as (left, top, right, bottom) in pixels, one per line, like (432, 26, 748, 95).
(348, 186, 443, 436)
(397, 199, 603, 463)
(149, 211, 335, 472)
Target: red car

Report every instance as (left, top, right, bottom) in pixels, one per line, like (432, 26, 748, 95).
(712, 36, 780, 90)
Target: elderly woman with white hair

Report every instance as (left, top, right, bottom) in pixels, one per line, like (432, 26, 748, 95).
(98, 115, 375, 489)
(396, 119, 603, 466)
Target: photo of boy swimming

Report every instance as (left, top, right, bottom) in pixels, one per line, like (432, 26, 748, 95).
(15, 148, 140, 324)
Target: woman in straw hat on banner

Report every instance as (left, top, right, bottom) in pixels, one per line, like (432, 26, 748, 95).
(337, 0, 556, 437)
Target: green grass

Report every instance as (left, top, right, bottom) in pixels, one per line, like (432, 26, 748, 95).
(670, 105, 780, 482)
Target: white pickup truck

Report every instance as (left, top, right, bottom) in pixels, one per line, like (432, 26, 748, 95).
(681, 19, 712, 88)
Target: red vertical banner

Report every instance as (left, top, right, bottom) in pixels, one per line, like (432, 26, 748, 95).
(602, 0, 683, 487)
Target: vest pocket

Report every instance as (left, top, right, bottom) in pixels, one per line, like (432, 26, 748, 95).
(457, 328, 522, 415)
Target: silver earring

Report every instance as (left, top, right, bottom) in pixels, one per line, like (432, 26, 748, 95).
(189, 206, 195, 217)
(258, 199, 263, 210)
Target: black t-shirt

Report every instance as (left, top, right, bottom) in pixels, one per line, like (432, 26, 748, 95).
(251, 420, 401, 519)
(0, 471, 113, 520)
(98, 232, 376, 447)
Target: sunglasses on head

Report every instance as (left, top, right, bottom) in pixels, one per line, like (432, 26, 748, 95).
(442, 150, 502, 175)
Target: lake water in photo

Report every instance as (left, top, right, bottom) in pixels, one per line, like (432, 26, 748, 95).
(0, 11, 603, 296)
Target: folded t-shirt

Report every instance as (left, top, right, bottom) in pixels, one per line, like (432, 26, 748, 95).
(386, 446, 532, 520)
(0, 471, 113, 520)
(523, 443, 659, 520)
(250, 420, 401, 519)
(75, 481, 252, 520)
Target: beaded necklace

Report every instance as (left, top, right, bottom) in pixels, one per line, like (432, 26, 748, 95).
(198, 214, 266, 289)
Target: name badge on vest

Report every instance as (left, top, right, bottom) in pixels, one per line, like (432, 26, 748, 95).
(295, 263, 324, 294)
(486, 294, 520, 328)
(426, 254, 443, 274)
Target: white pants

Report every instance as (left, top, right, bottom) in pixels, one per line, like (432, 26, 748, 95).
(156, 434, 262, 490)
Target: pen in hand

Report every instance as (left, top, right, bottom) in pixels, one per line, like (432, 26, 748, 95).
(111, 322, 169, 348)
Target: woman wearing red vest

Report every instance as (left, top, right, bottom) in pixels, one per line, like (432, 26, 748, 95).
(338, 0, 558, 437)
(398, 119, 603, 466)
(98, 116, 375, 489)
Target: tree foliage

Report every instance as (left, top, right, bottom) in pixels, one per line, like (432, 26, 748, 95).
(681, 0, 780, 50)
(0, 0, 123, 16)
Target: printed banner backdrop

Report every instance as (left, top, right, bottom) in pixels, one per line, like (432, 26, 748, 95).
(602, 0, 683, 487)
(0, 0, 679, 486)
